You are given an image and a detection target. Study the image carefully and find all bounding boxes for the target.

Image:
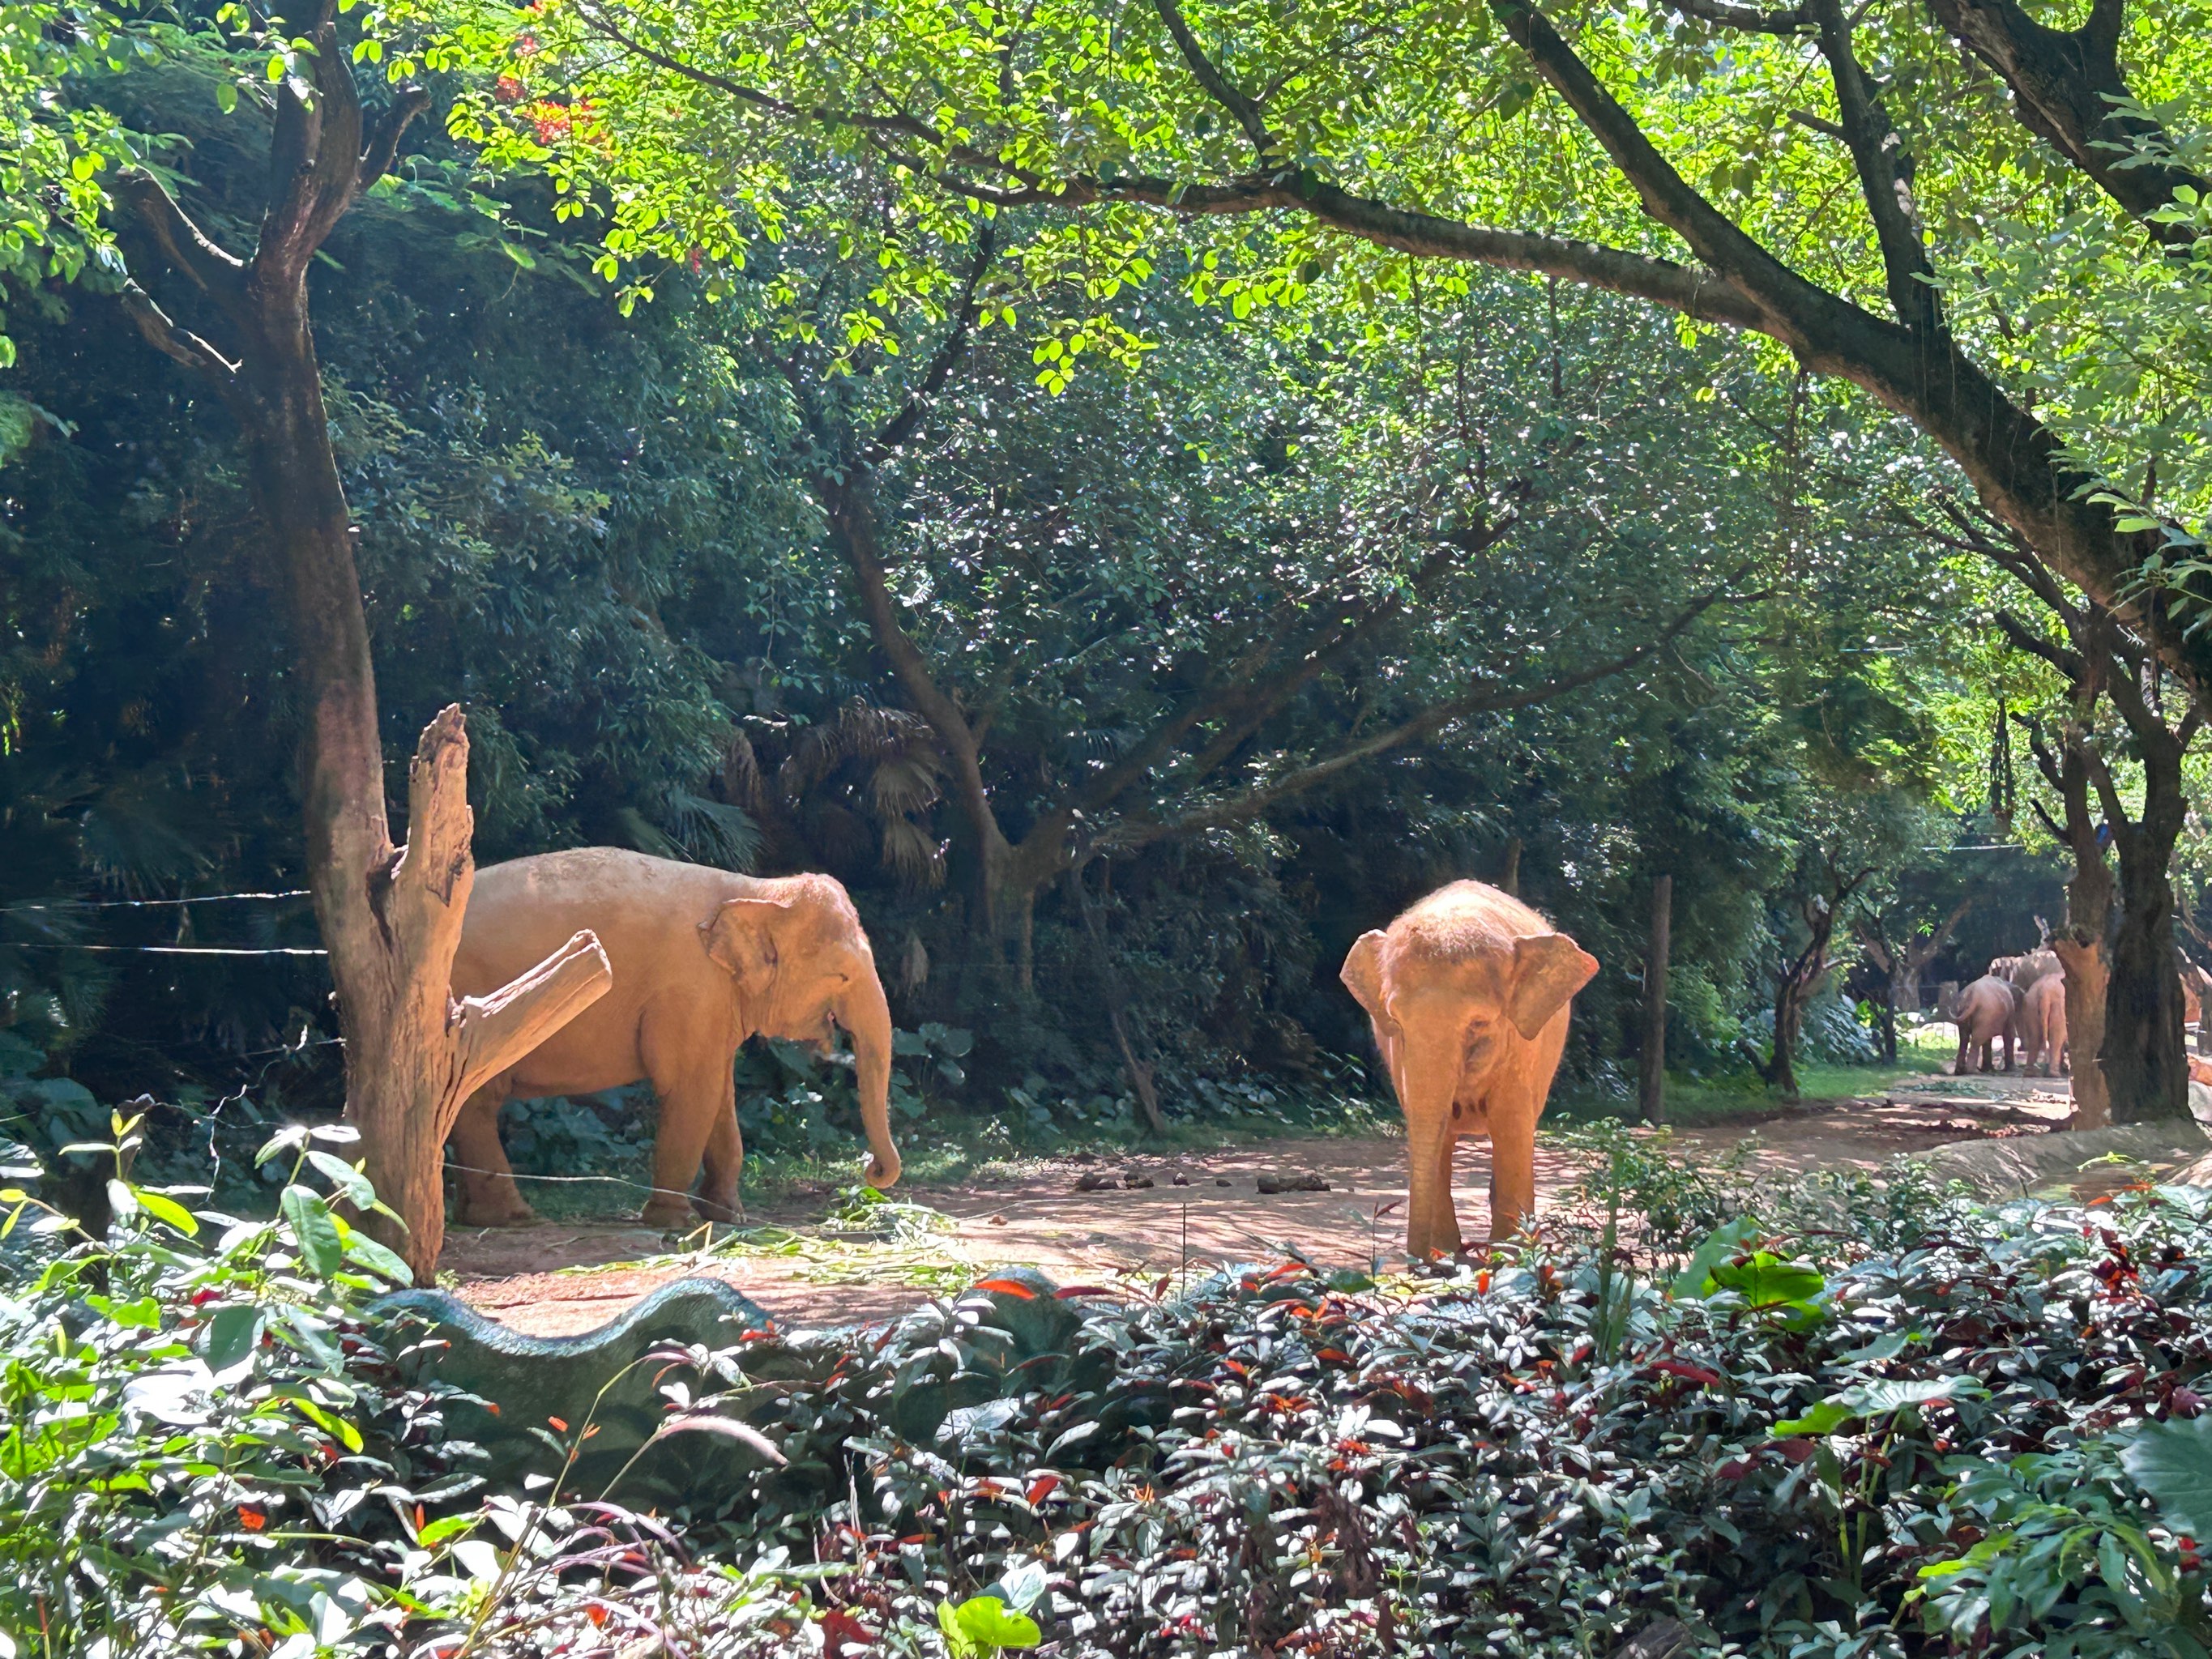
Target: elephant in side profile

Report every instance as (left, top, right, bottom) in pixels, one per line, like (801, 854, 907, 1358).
(1952, 974, 2019, 1075)
(1342, 881, 1599, 1260)
(447, 849, 900, 1229)
(2020, 971, 2068, 1077)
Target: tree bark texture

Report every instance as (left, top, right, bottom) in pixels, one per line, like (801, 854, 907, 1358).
(1639, 873, 1671, 1124)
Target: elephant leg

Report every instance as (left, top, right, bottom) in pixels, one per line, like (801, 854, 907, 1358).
(693, 1072, 743, 1224)
(1955, 1030, 1971, 1076)
(641, 1062, 726, 1230)
(447, 1081, 538, 1227)
(1485, 1099, 1542, 1244)
(1392, 1009, 1464, 1263)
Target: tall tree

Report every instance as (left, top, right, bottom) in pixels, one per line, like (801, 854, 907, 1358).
(11, 3, 612, 1277)
(1991, 541, 2197, 1124)
(481, 0, 2212, 697)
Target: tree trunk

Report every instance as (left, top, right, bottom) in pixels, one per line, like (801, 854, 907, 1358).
(111, 20, 612, 1282)
(1498, 837, 1523, 898)
(2103, 881, 2189, 1123)
(1639, 873, 1671, 1124)
(1769, 971, 1806, 1103)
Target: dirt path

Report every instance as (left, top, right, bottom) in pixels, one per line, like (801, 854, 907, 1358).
(443, 1073, 2076, 1337)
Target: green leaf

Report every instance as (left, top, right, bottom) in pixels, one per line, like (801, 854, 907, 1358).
(416, 1512, 478, 1546)
(1672, 1218, 1759, 1297)
(940, 1595, 1042, 1655)
(280, 1183, 344, 1277)
(288, 1392, 365, 1453)
(203, 1304, 263, 1373)
(306, 1149, 374, 1208)
(1708, 1253, 1826, 1313)
(132, 1188, 199, 1237)
(341, 1228, 412, 1284)
(2123, 1416, 2212, 1537)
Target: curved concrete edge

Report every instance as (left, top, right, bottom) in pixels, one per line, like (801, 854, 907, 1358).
(1903, 1122, 2212, 1200)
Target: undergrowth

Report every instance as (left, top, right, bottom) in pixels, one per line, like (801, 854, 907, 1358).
(10, 1109, 2212, 1656)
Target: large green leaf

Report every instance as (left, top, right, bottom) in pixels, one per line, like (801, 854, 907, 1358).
(938, 1594, 1042, 1656)
(280, 1184, 344, 1278)
(2123, 1417, 2212, 1537)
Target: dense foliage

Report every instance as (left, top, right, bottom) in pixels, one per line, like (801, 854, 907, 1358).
(0, 19, 2067, 1154)
(13, 1128, 2212, 1655)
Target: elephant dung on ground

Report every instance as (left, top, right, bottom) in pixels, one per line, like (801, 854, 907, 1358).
(1341, 881, 1599, 1260)
(2020, 972, 2069, 1077)
(448, 849, 900, 1229)
(1952, 974, 2020, 1076)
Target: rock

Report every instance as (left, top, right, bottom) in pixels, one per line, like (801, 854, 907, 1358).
(1074, 1172, 1116, 1192)
(1171, 1171, 1190, 1187)
(1122, 1171, 1155, 1189)
(373, 1277, 789, 1509)
(1910, 1123, 2212, 1200)
(1256, 1171, 1330, 1194)
(1215, 1178, 1232, 1188)
(987, 1213, 1007, 1226)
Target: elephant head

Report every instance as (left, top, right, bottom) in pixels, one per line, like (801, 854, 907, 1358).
(701, 875, 903, 1188)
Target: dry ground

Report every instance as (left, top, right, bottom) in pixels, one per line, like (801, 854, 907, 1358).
(443, 1070, 2078, 1337)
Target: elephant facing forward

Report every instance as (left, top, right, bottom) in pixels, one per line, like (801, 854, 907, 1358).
(447, 849, 900, 1229)
(1342, 881, 1599, 1260)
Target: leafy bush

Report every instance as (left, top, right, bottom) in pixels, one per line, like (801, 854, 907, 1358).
(11, 1102, 2212, 1657)
(668, 1177, 2212, 1657)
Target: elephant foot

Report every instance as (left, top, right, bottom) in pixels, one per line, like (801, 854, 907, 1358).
(451, 1196, 541, 1229)
(640, 1197, 695, 1230)
(691, 1191, 741, 1226)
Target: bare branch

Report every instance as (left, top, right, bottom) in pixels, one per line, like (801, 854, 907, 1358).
(117, 282, 241, 390)
(868, 220, 998, 461)
(1108, 574, 1738, 845)
(360, 83, 433, 188)
(1667, 0, 1812, 34)
(1150, 0, 1274, 154)
(111, 171, 247, 313)
(1808, 0, 1944, 335)
(1996, 608, 2086, 681)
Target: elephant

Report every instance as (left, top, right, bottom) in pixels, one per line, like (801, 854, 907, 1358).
(1341, 881, 1599, 1260)
(2019, 971, 2069, 1077)
(446, 848, 900, 1230)
(1992, 949, 2059, 993)
(1952, 974, 2019, 1075)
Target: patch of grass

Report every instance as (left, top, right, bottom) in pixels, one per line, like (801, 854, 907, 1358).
(1551, 1024, 1957, 1128)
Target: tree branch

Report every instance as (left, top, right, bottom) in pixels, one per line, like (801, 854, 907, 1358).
(1927, 0, 2211, 252)
(116, 281, 241, 391)
(1666, 0, 1812, 33)
(1996, 608, 2086, 681)
(1150, 0, 1274, 154)
(110, 172, 248, 314)
(1808, 0, 1943, 336)
(867, 220, 997, 461)
(258, 5, 369, 280)
(360, 84, 432, 187)
(1106, 574, 1736, 845)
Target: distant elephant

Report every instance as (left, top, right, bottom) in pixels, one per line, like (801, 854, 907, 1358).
(2020, 972, 2068, 1077)
(1992, 949, 2059, 993)
(1952, 974, 2019, 1075)
(1342, 881, 1599, 1260)
(447, 849, 900, 1229)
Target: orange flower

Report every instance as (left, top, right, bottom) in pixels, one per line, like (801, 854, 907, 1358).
(237, 1506, 267, 1532)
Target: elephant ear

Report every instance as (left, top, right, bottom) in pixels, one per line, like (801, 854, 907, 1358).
(701, 896, 792, 1005)
(1505, 932, 1599, 1040)
(1340, 931, 1388, 1017)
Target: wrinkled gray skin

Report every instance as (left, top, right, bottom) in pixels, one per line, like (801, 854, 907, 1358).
(1953, 975, 2020, 1075)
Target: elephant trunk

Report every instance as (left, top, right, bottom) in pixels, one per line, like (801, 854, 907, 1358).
(839, 970, 902, 1188)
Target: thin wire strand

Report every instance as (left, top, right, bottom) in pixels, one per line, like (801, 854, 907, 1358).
(0, 889, 310, 913)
